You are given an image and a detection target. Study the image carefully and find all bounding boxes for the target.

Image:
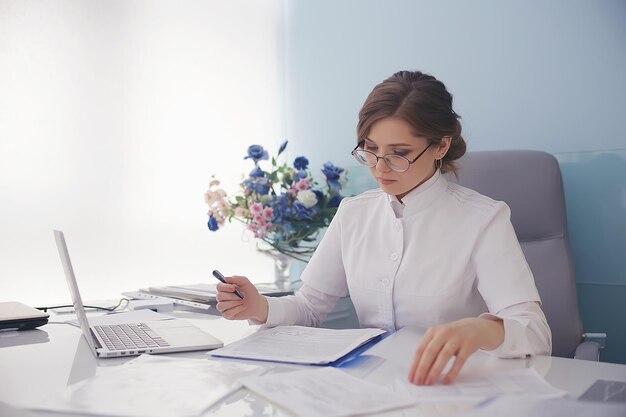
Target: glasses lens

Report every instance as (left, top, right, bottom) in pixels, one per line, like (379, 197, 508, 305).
(384, 155, 410, 172)
(353, 149, 377, 167)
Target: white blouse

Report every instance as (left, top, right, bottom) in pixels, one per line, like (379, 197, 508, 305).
(265, 169, 552, 357)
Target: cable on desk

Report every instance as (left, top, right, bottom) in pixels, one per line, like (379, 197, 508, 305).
(35, 298, 130, 313)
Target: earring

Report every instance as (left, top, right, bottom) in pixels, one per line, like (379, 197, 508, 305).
(436, 158, 443, 170)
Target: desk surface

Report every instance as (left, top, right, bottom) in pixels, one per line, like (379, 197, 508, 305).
(1, 309, 625, 417)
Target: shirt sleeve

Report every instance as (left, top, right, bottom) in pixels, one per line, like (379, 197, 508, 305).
(480, 301, 552, 358)
(263, 284, 342, 327)
(473, 202, 542, 313)
(472, 202, 552, 357)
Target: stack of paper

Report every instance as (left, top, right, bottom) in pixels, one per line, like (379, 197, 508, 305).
(32, 355, 267, 417)
(242, 367, 418, 417)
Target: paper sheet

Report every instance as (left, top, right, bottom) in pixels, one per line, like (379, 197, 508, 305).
(382, 367, 566, 402)
(66, 309, 174, 327)
(242, 367, 417, 417)
(363, 325, 427, 370)
(210, 325, 385, 364)
(33, 355, 267, 417)
(463, 396, 626, 417)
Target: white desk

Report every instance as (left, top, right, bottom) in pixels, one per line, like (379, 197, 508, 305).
(1, 309, 625, 417)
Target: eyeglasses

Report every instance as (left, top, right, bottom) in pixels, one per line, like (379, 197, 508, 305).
(351, 140, 432, 173)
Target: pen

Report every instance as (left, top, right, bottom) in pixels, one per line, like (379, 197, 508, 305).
(212, 270, 244, 299)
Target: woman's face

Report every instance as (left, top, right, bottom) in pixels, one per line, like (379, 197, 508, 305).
(365, 117, 446, 200)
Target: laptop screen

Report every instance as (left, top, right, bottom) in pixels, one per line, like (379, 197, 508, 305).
(53, 230, 99, 355)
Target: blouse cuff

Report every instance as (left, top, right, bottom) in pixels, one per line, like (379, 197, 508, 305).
(479, 313, 531, 358)
(262, 295, 286, 327)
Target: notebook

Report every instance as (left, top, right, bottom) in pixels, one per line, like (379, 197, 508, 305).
(53, 230, 223, 358)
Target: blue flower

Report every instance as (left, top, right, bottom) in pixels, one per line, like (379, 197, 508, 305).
(244, 177, 270, 195)
(328, 194, 343, 208)
(270, 195, 293, 223)
(293, 156, 309, 170)
(249, 166, 265, 178)
(244, 145, 269, 163)
(322, 162, 344, 191)
(293, 201, 315, 220)
(278, 140, 288, 156)
(207, 215, 219, 231)
(295, 169, 307, 180)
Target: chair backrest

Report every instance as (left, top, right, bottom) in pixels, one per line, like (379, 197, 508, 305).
(454, 150, 584, 358)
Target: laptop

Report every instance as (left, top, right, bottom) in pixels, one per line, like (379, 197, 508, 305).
(53, 230, 223, 358)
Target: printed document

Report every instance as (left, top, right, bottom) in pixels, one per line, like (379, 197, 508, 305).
(210, 325, 385, 365)
(32, 355, 267, 417)
(242, 367, 417, 417)
(393, 368, 565, 401)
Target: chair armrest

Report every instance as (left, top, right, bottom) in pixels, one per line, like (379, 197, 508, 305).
(574, 341, 603, 361)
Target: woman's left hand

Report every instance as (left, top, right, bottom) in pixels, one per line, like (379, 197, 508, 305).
(407, 317, 504, 386)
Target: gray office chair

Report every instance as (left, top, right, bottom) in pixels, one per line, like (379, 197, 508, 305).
(455, 150, 604, 360)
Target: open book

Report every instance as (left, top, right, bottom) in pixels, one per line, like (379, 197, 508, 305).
(209, 325, 386, 365)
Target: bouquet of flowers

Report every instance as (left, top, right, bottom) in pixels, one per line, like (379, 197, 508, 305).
(204, 141, 347, 262)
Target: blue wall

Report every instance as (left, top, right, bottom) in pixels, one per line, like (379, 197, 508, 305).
(283, 0, 626, 363)
(556, 150, 626, 364)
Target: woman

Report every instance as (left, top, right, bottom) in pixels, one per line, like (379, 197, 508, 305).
(215, 70, 552, 385)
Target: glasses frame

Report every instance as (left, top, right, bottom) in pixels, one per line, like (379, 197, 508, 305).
(351, 140, 432, 173)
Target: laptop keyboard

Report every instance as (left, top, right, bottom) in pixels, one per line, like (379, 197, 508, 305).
(94, 323, 170, 351)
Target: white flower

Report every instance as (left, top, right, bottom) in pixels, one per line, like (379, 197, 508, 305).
(296, 189, 318, 208)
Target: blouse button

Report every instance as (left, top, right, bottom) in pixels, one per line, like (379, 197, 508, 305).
(390, 253, 399, 261)
(381, 278, 390, 286)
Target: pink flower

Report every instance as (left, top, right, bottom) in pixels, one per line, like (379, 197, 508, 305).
(204, 189, 228, 206)
(209, 179, 220, 187)
(253, 215, 266, 227)
(262, 207, 273, 220)
(250, 202, 263, 215)
(292, 178, 310, 191)
(204, 190, 217, 206)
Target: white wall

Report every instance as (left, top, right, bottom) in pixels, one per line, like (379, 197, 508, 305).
(0, 0, 285, 305)
(283, 0, 626, 170)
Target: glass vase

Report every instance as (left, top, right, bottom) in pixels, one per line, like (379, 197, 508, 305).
(270, 251, 292, 290)
(258, 249, 293, 290)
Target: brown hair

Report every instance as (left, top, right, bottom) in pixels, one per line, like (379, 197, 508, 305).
(357, 70, 466, 174)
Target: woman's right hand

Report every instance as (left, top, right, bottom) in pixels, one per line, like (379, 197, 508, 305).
(215, 275, 268, 323)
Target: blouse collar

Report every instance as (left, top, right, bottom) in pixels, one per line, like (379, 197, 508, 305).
(387, 169, 447, 218)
